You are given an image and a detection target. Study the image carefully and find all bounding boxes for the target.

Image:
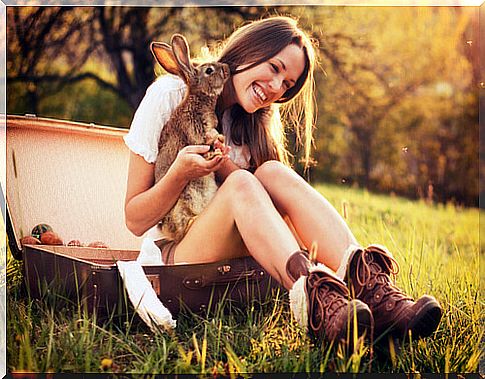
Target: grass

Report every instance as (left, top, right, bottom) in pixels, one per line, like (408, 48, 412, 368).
(5, 183, 483, 374)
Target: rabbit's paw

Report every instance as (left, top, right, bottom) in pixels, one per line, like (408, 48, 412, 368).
(205, 129, 224, 145)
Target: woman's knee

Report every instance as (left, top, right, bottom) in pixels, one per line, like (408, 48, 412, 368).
(221, 169, 266, 202)
(254, 160, 290, 185)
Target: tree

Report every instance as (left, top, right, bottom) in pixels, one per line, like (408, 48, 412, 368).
(310, 7, 477, 205)
(7, 7, 96, 113)
(7, 7, 185, 112)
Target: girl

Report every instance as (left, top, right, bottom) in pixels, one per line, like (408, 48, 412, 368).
(124, 16, 442, 345)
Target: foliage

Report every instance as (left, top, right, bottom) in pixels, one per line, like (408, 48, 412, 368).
(6, 6, 479, 205)
(310, 7, 478, 206)
(7, 184, 482, 374)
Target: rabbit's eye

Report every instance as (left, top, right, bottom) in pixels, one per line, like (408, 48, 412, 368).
(205, 67, 214, 75)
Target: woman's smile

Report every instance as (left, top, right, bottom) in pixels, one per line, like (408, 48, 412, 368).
(252, 83, 268, 103)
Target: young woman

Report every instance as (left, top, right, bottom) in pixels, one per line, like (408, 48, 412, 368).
(124, 16, 442, 345)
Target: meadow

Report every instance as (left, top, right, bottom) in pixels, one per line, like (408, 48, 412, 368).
(6, 183, 483, 374)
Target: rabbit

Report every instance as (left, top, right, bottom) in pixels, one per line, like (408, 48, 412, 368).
(150, 34, 230, 243)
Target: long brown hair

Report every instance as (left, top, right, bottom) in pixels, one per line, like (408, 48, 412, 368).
(217, 16, 317, 170)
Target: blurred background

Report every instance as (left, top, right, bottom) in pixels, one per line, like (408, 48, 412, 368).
(6, 6, 480, 207)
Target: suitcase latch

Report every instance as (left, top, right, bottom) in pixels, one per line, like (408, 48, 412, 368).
(217, 265, 231, 274)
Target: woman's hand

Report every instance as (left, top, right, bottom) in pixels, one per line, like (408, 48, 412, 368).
(170, 145, 230, 182)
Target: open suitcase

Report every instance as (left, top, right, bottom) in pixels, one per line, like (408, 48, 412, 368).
(4, 115, 281, 320)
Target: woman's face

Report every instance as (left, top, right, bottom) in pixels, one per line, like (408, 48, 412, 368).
(231, 43, 306, 113)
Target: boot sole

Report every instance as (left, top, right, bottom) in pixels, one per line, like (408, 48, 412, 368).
(408, 295, 442, 338)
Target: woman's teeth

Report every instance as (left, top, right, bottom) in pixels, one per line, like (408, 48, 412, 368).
(252, 84, 267, 103)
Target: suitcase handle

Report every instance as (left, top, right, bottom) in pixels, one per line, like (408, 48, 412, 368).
(183, 266, 266, 289)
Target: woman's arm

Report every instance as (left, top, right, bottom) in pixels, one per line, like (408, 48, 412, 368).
(125, 146, 228, 236)
(124, 152, 186, 236)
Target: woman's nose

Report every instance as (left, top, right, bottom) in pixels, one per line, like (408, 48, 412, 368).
(268, 75, 284, 93)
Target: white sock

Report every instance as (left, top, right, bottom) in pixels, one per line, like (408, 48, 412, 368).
(335, 243, 363, 280)
(289, 275, 308, 331)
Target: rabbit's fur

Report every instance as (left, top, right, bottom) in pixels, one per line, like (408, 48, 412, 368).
(151, 34, 230, 243)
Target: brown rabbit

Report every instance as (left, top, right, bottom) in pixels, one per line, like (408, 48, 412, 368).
(150, 34, 230, 243)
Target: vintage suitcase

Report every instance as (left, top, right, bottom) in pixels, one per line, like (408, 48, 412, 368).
(3, 114, 281, 319)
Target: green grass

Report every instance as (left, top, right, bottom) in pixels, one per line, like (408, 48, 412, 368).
(6, 183, 483, 374)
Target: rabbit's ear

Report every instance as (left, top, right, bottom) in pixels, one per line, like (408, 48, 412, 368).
(151, 42, 182, 77)
(171, 34, 195, 80)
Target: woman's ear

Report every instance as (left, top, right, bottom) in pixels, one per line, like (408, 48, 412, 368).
(150, 42, 181, 77)
(170, 34, 195, 79)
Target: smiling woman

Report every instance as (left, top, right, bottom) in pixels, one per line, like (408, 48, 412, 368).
(123, 15, 442, 350)
(216, 17, 315, 169)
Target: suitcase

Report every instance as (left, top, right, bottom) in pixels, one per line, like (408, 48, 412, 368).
(3, 114, 282, 319)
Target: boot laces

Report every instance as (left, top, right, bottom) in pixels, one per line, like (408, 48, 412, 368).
(354, 246, 412, 304)
(308, 271, 349, 333)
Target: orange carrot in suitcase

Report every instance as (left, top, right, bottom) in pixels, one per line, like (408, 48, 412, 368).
(40, 231, 63, 245)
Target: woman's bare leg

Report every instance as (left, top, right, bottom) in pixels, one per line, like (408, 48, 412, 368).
(254, 160, 358, 271)
(175, 168, 376, 343)
(250, 161, 442, 341)
(174, 170, 301, 289)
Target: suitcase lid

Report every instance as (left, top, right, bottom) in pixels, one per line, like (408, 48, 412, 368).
(3, 114, 142, 258)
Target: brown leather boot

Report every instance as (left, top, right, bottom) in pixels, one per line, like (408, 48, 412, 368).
(286, 251, 374, 346)
(344, 245, 442, 341)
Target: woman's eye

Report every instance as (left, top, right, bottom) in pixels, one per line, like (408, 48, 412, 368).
(270, 63, 279, 73)
(205, 67, 214, 75)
